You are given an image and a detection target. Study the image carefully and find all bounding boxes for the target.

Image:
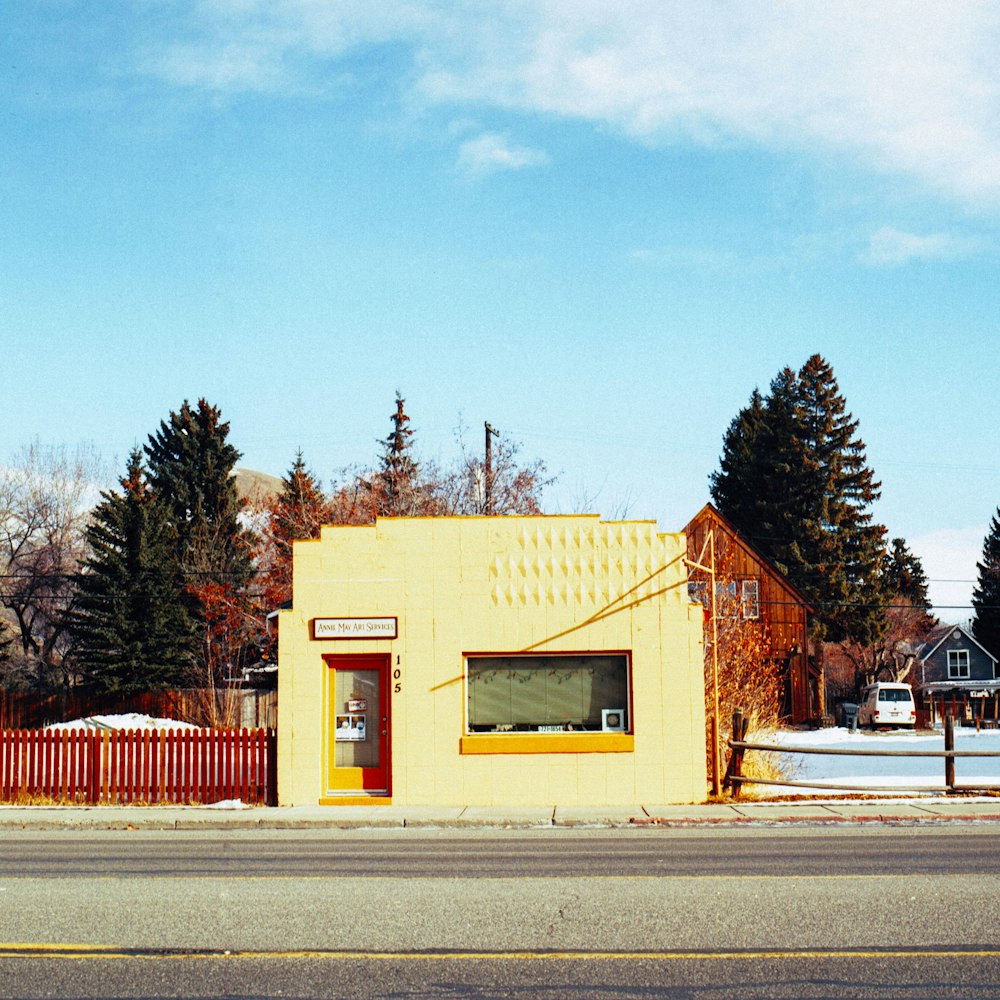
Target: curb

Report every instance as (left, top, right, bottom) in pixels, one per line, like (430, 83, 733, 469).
(3, 805, 1000, 832)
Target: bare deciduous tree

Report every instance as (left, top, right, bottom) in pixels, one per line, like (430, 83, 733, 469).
(832, 599, 937, 697)
(686, 572, 785, 791)
(564, 477, 636, 521)
(697, 581, 784, 736)
(0, 443, 103, 689)
(325, 414, 555, 522)
(438, 421, 554, 515)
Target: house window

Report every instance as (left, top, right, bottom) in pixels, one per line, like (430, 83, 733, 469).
(715, 580, 738, 617)
(741, 579, 760, 619)
(466, 654, 630, 734)
(948, 649, 970, 680)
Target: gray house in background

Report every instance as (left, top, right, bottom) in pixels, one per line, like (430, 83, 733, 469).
(915, 623, 1000, 725)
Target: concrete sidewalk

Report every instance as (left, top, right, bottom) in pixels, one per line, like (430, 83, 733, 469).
(3, 798, 1000, 830)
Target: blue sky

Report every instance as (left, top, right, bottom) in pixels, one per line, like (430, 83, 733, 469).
(3, 2, 999, 616)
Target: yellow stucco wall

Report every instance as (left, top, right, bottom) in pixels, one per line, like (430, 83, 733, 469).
(278, 515, 706, 806)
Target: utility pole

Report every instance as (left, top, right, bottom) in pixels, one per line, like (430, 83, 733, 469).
(484, 422, 499, 514)
(685, 529, 721, 797)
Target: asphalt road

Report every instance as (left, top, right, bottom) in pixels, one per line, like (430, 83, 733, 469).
(3, 825, 1000, 878)
(2, 827, 1000, 998)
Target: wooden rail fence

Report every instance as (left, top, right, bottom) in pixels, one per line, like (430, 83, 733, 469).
(725, 709, 1000, 797)
(0, 728, 277, 806)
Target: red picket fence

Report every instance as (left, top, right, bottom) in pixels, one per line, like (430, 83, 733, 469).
(0, 728, 277, 806)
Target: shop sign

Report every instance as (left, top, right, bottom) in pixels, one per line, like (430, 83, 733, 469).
(312, 617, 397, 640)
(335, 714, 367, 741)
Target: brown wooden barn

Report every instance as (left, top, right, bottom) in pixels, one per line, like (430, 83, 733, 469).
(683, 503, 821, 725)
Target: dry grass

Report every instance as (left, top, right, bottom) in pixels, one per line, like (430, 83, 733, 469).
(705, 590, 787, 788)
(2, 791, 89, 806)
(726, 738, 798, 800)
(176, 683, 244, 728)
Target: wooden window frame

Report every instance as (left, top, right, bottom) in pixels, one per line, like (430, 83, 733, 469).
(948, 649, 970, 680)
(460, 651, 634, 755)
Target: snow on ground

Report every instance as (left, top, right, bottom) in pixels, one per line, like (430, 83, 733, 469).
(752, 726, 1000, 795)
(45, 713, 199, 732)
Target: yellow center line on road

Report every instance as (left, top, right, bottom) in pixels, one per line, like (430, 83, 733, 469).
(3, 945, 1000, 962)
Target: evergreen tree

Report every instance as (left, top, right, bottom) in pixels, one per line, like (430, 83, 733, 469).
(710, 354, 886, 645)
(972, 509, 1000, 657)
(378, 391, 417, 511)
(144, 400, 256, 688)
(367, 392, 438, 516)
(274, 451, 330, 545)
(265, 450, 331, 606)
(144, 399, 252, 586)
(66, 450, 197, 692)
(882, 537, 931, 610)
(710, 388, 769, 532)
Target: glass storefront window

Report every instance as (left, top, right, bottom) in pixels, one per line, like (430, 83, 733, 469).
(333, 667, 381, 769)
(466, 654, 630, 734)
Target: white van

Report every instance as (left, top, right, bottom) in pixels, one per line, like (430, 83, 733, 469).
(856, 682, 916, 729)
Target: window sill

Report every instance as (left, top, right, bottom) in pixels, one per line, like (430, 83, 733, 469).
(460, 733, 634, 755)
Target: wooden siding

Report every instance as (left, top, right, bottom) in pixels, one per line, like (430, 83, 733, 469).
(684, 504, 820, 724)
(919, 627, 998, 685)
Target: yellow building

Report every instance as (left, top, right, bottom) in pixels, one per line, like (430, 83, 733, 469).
(278, 515, 706, 806)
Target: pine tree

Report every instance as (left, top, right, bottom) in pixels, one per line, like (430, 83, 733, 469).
(378, 392, 417, 513)
(709, 372, 802, 575)
(144, 400, 255, 688)
(274, 451, 330, 545)
(710, 354, 887, 645)
(972, 509, 1000, 657)
(709, 388, 769, 532)
(266, 450, 331, 606)
(67, 450, 197, 692)
(144, 398, 252, 586)
(883, 537, 931, 610)
(366, 392, 439, 516)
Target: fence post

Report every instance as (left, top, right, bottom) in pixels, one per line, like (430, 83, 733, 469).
(732, 709, 745, 800)
(710, 712, 720, 797)
(101, 731, 111, 804)
(267, 729, 277, 806)
(944, 713, 956, 793)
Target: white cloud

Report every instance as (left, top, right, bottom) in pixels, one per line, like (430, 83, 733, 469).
(909, 527, 984, 622)
(416, 2, 1000, 207)
(152, 41, 284, 91)
(142, 1, 1000, 208)
(142, 1, 444, 92)
(861, 227, 978, 266)
(456, 132, 549, 175)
